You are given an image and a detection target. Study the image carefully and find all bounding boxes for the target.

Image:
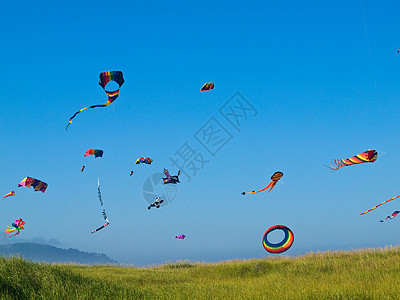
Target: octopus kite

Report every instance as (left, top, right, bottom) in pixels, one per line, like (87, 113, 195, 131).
(66, 71, 125, 129)
(18, 177, 48, 193)
(84, 149, 103, 158)
(136, 157, 153, 164)
(163, 169, 180, 184)
(361, 194, 400, 215)
(327, 149, 377, 171)
(175, 234, 186, 239)
(380, 211, 400, 222)
(3, 191, 15, 199)
(5, 218, 25, 238)
(242, 171, 283, 195)
(200, 82, 214, 91)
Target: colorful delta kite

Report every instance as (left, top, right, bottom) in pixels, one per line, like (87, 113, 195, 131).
(262, 225, 294, 254)
(136, 157, 153, 164)
(200, 82, 214, 92)
(361, 195, 400, 215)
(3, 191, 15, 199)
(163, 169, 180, 184)
(242, 171, 283, 195)
(18, 177, 48, 193)
(175, 234, 186, 239)
(66, 71, 125, 129)
(91, 178, 109, 234)
(84, 149, 103, 158)
(327, 149, 377, 171)
(5, 218, 25, 238)
(148, 197, 164, 210)
(380, 211, 400, 222)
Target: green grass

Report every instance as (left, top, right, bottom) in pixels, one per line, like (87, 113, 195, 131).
(1, 247, 400, 299)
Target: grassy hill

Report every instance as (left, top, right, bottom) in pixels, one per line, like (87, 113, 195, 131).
(1, 247, 400, 299)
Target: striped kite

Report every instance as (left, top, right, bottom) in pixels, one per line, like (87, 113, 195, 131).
(380, 211, 400, 222)
(18, 177, 48, 193)
(361, 194, 400, 215)
(327, 149, 377, 171)
(200, 82, 214, 91)
(135, 157, 153, 164)
(84, 149, 103, 158)
(3, 191, 15, 199)
(242, 171, 283, 195)
(66, 71, 124, 129)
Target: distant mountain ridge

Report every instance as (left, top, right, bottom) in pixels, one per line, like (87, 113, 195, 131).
(0, 243, 117, 264)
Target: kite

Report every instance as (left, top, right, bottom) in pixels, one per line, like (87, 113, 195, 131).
(361, 195, 400, 215)
(18, 177, 48, 193)
(130, 171, 134, 176)
(5, 218, 25, 238)
(242, 171, 283, 195)
(262, 225, 294, 254)
(66, 71, 125, 129)
(3, 191, 15, 199)
(396, 48, 400, 55)
(84, 149, 103, 158)
(163, 169, 180, 184)
(327, 149, 377, 171)
(380, 211, 400, 222)
(148, 197, 164, 210)
(135, 157, 153, 164)
(91, 178, 109, 234)
(200, 82, 214, 91)
(175, 234, 186, 239)
(81, 165, 85, 172)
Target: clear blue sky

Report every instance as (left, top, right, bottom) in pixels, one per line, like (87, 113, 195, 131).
(1, 0, 400, 266)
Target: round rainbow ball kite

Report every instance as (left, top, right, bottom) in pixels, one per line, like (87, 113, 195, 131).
(262, 225, 294, 254)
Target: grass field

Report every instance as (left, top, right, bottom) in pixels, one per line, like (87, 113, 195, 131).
(1, 247, 400, 299)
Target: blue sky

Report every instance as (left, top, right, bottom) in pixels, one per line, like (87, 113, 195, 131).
(1, 1, 400, 266)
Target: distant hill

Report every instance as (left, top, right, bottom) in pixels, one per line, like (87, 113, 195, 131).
(0, 243, 117, 264)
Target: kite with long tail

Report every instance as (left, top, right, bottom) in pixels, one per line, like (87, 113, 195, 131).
(242, 171, 283, 195)
(380, 210, 400, 222)
(361, 194, 400, 215)
(66, 71, 124, 129)
(91, 178, 109, 234)
(327, 149, 377, 171)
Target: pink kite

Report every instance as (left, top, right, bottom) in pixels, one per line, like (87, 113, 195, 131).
(175, 234, 186, 239)
(18, 177, 47, 193)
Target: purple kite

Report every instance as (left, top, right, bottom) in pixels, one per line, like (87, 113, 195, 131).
(175, 234, 186, 239)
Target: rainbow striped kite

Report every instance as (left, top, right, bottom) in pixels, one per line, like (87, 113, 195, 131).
(328, 149, 377, 171)
(66, 71, 124, 129)
(200, 82, 214, 91)
(135, 157, 153, 164)
(361, 194, 400, 215)
(18, 177, 48, 193)
(84, 149, 103, 158)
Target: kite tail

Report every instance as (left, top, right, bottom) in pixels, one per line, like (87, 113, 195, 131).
(361, 195, 400, 215)
(243, 180, 277, 195)
(66, 102, 113, 129)
(91, 222, 109, 234)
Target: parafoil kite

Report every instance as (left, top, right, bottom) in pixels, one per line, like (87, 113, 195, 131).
(66, 71, 125, 129)
(136, 157, 153, 164)
(18, 177, 48, 193)
(361, 194, 400, 215)
(380, 211, 400, 222)
(5, 219, 25, 238)
(163, 169, 180, 184)
(84, 149, 103, 158)
(327, 149, 377, 171)
(262, 225, 294, 254)
(200, 82, 214, 92)
(242, 171, 283, 195)
(3, 191, 15, 199)
(148, 197, 164, 210)
(91, 178, 109, 234)
(175, 234, 186, 239)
